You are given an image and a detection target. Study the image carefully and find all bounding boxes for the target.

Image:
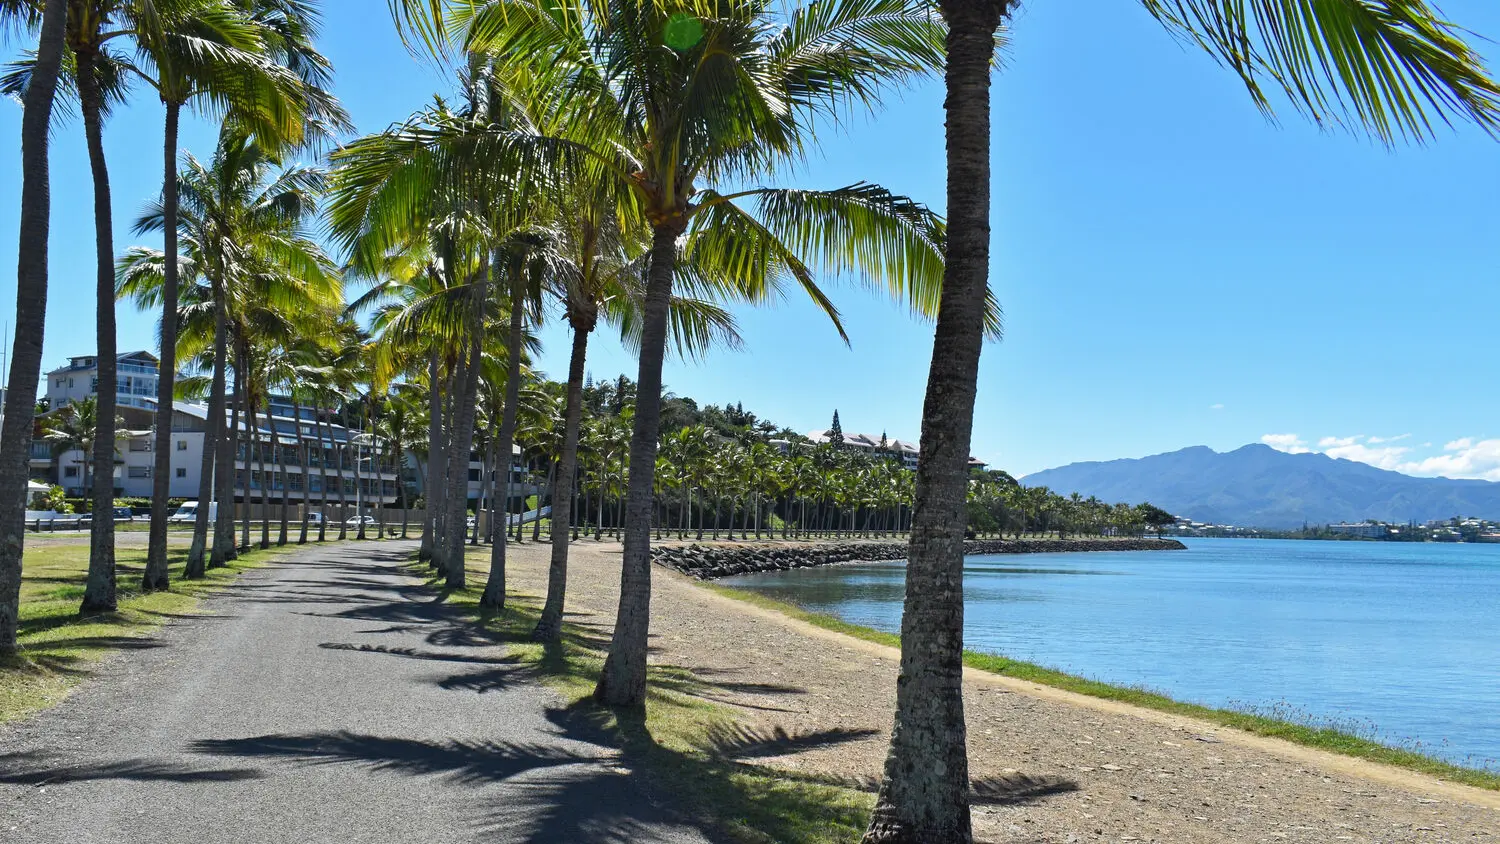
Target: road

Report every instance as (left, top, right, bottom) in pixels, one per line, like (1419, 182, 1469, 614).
(0, 541, 711, 844)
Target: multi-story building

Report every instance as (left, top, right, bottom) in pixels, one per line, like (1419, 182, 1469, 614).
(31, 398, 400, 509)
(45, 350, 162, 410)
(1327, 522, 1388, 539)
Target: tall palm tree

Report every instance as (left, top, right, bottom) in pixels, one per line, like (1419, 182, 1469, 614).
(392, 0, 970, 706)
(139, 0, 348, 590)
(120, 130, 336, 570)
(0, 0, 68, 656)
(864, 2, 1500, 840)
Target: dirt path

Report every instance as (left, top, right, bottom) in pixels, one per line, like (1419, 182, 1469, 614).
(505, 537, 1500, 843)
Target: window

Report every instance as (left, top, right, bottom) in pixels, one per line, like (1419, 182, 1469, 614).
(468, 468, 481, 482)
(175, 468, 187, 478)
(128, 466, 152, 479)
(177, 440, 188, 451)
(64, 466, 79, 478)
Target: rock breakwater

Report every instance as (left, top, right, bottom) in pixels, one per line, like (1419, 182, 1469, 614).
(653, 537, 1186, 580)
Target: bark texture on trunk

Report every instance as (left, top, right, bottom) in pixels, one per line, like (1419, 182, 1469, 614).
(418, 351, 440, 562)
(861, 5, 1003, 842)
(594, 223, 678, 707)
(79, 51, 118, 613)
(214, 358, 240, 563)
(144, 100, 182, 591)
(0, 0, 67, 654)
(186, 300, 227, 577)
(442, 332, 482, 587)
(481, 274, 528, 609)
(533, 319, 591, 642)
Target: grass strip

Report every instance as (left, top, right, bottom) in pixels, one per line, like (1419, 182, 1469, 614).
(703, 582, 1500, 792)
(416, 550, 876, 844)
(2, 541, 288, 723)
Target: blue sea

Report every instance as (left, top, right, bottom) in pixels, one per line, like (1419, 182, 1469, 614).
(720, 537, 1500, 767)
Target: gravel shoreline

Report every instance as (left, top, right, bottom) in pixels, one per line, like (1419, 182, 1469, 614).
(505, 538, 1500, 843)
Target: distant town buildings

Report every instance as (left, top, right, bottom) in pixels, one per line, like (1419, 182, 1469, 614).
(1326, 522, 1390, 539)
(800, 425, 989, 472)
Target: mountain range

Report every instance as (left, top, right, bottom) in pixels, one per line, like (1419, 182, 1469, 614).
(1022, 444, 1500, 529)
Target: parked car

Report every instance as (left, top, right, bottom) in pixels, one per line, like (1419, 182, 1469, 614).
(306, 512, 325, 525)
(168, 501, 216, 524)
(345, 515, 376, 527)
(79, 506, 137, 525)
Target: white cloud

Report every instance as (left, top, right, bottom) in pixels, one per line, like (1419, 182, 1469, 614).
(1324, 441, 1411, 471)
(1261, 433, 1311, 454)
(1209, 403, 1225, 411)
(1259, 432, 1500, 480)
(1399, 438, 1500, 482)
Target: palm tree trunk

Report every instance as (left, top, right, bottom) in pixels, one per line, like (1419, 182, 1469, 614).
(862, 6, 1002, 842)
(240, 369, 254, 550)
(443, 264, 487, 587)
(0, 0, 67, 655)
(273, 406, 289, 546)
(144, 99, 183, 592)
(356, 403, 368, 541)
(533, 459, 550, 543)
(221, 345, 243, 559)
(294, 395, 308, 544)
(79, 52, 118, 613)
(595, 222, 678, 707)
(473, 433, 493, 546)
(335, 426, 349, 541)
(255, 395, 271, 550)
(481, 273, 527, 608)
(186, 300, 227, 577)
(419, 350, 440, 560)
(397, 440, 408, 539)
(534, 322, 591, 641)
(316, 408, 330, 542)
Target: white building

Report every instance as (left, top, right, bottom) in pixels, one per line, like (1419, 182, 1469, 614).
(46, 350, 161, 411)
(32, 398, 401, 509)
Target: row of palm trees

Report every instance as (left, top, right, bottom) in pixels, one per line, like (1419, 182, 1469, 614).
(6, 0, 1500, 840)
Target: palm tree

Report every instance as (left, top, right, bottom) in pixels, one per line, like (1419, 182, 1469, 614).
(390, 0, 963, 705)
(0, 0, 68, 661)
(119, 129, 336, 569)
(864, 2, 1500, 841)
(138, 0, 348, 590)
(40, 397, 122, 500)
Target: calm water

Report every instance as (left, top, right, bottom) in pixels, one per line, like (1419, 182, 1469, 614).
(721, 538, 1500, 767)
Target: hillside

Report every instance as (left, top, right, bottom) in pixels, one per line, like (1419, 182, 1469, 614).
(1022, 444, 1500, 528)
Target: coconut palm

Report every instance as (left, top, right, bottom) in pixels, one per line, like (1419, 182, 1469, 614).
(119, 129, 336, 569)
(136, 0, 348, 590)
(0, 0, 67, 655)
(39, 397, 124, 500)
(390, 0, 976, 705)
(866, 2, 1500, 840)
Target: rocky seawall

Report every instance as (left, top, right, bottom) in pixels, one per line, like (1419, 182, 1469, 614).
(653, 537, 1187, 580)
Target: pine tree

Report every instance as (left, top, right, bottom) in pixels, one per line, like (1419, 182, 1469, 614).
(829, 410, 844, 448)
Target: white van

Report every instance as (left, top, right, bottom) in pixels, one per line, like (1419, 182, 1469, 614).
(168, 501, 217, 524)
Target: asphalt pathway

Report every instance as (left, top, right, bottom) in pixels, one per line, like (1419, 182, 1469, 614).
(0, 541, 712, 844)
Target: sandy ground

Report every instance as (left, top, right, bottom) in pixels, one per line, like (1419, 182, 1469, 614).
(501, 536, 1500, 844)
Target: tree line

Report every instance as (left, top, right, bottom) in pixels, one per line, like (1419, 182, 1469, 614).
(5, 0, 1499, 841)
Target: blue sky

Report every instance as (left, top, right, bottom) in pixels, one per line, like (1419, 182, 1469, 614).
(3, 2, 1499, 479)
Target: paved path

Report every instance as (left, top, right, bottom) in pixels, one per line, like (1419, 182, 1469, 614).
(0, 542, 711, 844)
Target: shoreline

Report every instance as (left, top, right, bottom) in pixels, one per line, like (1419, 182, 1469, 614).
(653, 536, 1186, 579)
(703, 580, 1500, 795)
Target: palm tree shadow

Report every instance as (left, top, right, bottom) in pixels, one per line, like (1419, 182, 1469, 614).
(0, 751, 263, 785)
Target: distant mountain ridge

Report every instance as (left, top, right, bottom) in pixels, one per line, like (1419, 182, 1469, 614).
(1022, 444, 1500, 529)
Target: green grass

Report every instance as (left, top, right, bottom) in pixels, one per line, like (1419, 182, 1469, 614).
(2, 540, 286, 722)
(414, 550, 875, 844)
(704, 582, 1500, 792)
